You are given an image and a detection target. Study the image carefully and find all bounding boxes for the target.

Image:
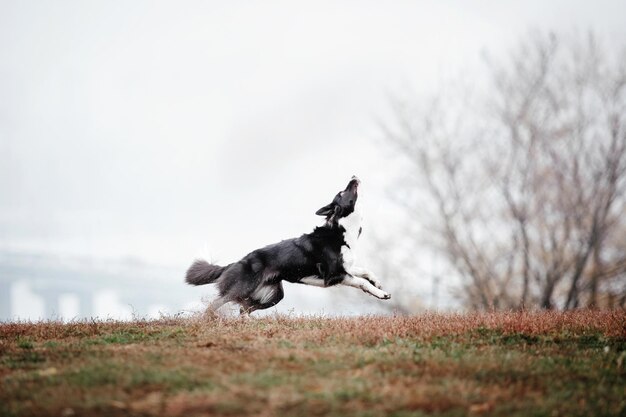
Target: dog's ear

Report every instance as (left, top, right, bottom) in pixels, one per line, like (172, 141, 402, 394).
(315, 203, 334, 216)
(328, 205, 343, 223)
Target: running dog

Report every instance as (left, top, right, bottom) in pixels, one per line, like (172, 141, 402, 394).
(185, 176, 390, 315)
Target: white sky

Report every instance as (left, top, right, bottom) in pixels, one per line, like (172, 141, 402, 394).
(1, 1, 626, 315)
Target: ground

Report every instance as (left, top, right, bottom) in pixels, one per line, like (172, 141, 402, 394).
(1, 311, 625, 417)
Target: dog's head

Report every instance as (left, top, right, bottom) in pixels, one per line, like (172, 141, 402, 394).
(316, 176, 360, 224)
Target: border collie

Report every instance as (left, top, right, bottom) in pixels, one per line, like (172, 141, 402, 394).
(185, 176, 390, 315)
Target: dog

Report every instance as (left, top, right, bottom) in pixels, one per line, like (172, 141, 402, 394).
(185, 176, 390, 315)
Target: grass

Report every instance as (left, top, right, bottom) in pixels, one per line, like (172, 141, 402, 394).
(0, 311, 624, 417)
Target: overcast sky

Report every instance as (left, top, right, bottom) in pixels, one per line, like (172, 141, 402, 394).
(1, 1, 625, 307)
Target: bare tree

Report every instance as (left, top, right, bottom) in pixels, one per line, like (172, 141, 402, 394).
(382, 32, 626, 310)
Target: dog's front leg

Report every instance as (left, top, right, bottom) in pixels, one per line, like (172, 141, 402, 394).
(342, 275, 391, 300)
(347, 266, 383, 289)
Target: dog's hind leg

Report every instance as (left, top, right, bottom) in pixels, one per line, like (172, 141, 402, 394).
(341, 275, 391, 300)
(239, 305, 257, 317)
(204, 295, 229, 317)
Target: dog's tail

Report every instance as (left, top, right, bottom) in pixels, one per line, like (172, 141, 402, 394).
(185, 259, 227, 286)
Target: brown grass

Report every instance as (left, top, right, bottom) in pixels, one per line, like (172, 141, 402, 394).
(1, 311, 625, 417)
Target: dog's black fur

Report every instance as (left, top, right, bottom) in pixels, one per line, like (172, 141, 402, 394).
(185, 176, 389, 314)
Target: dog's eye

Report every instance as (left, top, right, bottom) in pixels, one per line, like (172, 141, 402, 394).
(349, 200, 354, 204)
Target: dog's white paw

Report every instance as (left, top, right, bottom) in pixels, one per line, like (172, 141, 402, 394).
(373, 291, 391, 300)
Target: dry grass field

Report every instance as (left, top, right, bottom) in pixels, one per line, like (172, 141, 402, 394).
(1, 311, 625, 417)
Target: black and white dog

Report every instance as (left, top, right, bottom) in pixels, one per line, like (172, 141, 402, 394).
(185, 176, 390, 315)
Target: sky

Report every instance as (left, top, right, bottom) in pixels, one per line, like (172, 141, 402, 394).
(1, 0, 626, 317)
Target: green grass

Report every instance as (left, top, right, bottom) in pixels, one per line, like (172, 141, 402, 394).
(0, 311, 624, 416)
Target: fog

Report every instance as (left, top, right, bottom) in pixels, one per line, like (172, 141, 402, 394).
(1, 1, 625, 319)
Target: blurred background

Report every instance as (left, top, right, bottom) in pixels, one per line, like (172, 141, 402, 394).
(1, 1, 625, 321)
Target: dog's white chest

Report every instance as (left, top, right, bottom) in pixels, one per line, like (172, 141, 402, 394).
(338, 205, 362, 270)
